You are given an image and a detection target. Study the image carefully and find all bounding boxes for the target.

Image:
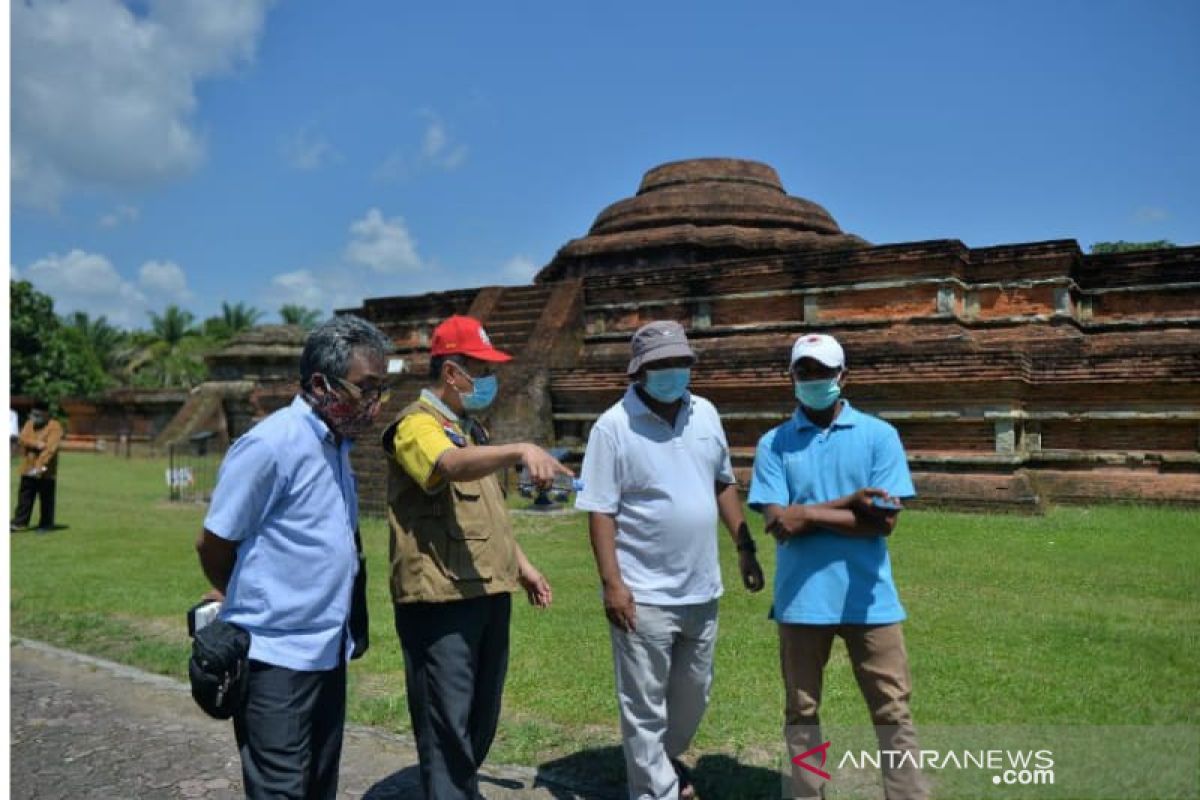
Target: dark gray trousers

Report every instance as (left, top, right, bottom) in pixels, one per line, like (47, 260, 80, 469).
(233, 659, 347, 800)
(394, 593, 512, 800)
(12, 475, 55, 528)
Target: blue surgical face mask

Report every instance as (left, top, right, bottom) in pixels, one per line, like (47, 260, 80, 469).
(643, 367, 691, 403)
(795, 376, 842, 410)
(459, 372, 498, 412)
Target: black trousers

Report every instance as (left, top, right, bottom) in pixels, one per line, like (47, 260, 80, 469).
(12, 475, 56, 529)
(394, 593, 512, 800)
(233, 660, 347, 800)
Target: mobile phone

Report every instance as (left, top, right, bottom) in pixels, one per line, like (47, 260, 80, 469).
(187, 600, 222, 637)
(870, 496, 903, 511)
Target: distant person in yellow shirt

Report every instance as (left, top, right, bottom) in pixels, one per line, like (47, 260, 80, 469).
(381, 314, 572, 800)
(12, 400, 64, 533)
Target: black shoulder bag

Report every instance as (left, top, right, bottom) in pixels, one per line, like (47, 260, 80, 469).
(348, 526, 370, 660)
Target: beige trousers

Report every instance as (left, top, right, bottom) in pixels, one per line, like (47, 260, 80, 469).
(779, 623, 927, 800)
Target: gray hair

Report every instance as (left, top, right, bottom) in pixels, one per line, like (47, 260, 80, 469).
(299, 314, 393, 389)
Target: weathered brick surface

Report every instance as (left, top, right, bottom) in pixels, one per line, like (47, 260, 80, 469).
(1092, 288, 1199, 320)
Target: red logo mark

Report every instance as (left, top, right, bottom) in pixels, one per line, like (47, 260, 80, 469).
(792, 740, 832, 781)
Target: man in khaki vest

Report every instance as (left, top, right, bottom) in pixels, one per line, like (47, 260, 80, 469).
(11, 400, 64, 533)
(382, 314, 571, 800)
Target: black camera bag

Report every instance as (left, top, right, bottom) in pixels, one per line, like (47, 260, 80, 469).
(188, 620, 250, 720)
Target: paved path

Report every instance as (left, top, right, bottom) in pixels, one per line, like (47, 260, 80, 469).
(11, 640, 616, 800)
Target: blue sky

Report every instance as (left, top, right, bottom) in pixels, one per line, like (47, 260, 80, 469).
(9, 0, 1199, 328)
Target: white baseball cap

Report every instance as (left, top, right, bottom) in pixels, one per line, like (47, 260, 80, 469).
(790, 333, 845, 369)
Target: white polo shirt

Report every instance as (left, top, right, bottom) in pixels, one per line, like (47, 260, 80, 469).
(576, 386, 736, 606)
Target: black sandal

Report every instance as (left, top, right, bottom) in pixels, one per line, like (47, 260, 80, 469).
(671, 757, 697, 799)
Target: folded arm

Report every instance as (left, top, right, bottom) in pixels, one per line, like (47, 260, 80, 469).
(764, 488, 901, 540)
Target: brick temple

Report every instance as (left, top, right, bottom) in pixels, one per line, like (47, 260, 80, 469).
(345, 158, 1199, 515)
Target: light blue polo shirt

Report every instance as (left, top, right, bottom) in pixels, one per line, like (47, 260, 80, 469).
(206, 396, 359, 671)
(576, 386, 736, 606)
(748, 401, 915, 625)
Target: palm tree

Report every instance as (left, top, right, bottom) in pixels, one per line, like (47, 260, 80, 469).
(280, 304, 322, 329)
(150, 305, 199, 346)
(204, 301, 263, 340)
(63, 311, 127, 373)
(125, 305, 208, 388)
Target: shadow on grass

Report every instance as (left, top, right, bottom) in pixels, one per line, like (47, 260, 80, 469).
(693, 753, 784, 799)
(11, 524, 71, 533)
(360, 760, 614, 799)
(533, 746, 784, 800)
(536, 744, 625, 798)
(362, 764, 421, 799)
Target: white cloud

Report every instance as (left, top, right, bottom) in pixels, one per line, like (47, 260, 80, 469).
(138, 260, 193, 304)
(12, 0, 273, 210)
(268, 209, 452, 315)
(419, 115, 468, 170)
(502, 255, 538, 283)
(282, 128, 335, 171)
(98, 204, 140, 229)
(1132, 206, 1169, 224)
(269, 270, 330, 310)
(21, 249, 195, 327)
(24, 250, 147, 326)
(372, 111, 468, 182)
(269, 269, 368, 315)
(345, 208, 424, 273)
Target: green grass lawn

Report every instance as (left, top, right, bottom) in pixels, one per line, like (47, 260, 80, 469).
(10, 454, 1200, 797)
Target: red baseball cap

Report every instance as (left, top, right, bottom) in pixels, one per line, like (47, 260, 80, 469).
(430, 315, 512, 362)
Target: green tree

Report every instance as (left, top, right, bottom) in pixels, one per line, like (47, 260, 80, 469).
(1089, 240, 1176, 254)
(279, 304, 322, 329)
(150, 305, 199, 345)
(10, 280, 109, 405)
(125, 304, 212, 388)
(63, 311, 128, 376)
(203, 301, 263, 340)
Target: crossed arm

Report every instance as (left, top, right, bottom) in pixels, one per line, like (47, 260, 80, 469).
(762, 487, 902, 541)
(21, 422, 63, 472)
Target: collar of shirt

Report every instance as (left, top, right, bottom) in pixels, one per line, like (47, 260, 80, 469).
(792, 399, 861, 432)
(419, 388, 460, 424)
(291, 395, 339, 448)
(622, 384, 693, 419)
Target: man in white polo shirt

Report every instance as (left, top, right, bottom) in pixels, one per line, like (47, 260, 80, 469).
(577, 320, 765, 800)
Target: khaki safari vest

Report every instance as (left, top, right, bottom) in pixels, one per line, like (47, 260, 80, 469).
(382, 400, 520, 604)
(18, 418, 64, 479)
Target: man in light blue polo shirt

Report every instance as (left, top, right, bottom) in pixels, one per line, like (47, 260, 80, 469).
(195, 315, 392, 800)
(578, 320, 764, 800)
(748, 333, 926, 800)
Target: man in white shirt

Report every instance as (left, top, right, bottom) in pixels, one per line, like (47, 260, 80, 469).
(576, 320, 764, 800)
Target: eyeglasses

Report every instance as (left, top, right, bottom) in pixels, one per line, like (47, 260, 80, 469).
(331, 376, 391, 406)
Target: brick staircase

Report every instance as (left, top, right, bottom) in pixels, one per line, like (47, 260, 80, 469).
(152, 390, 227, 452)
(482, 285, 554, 354)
